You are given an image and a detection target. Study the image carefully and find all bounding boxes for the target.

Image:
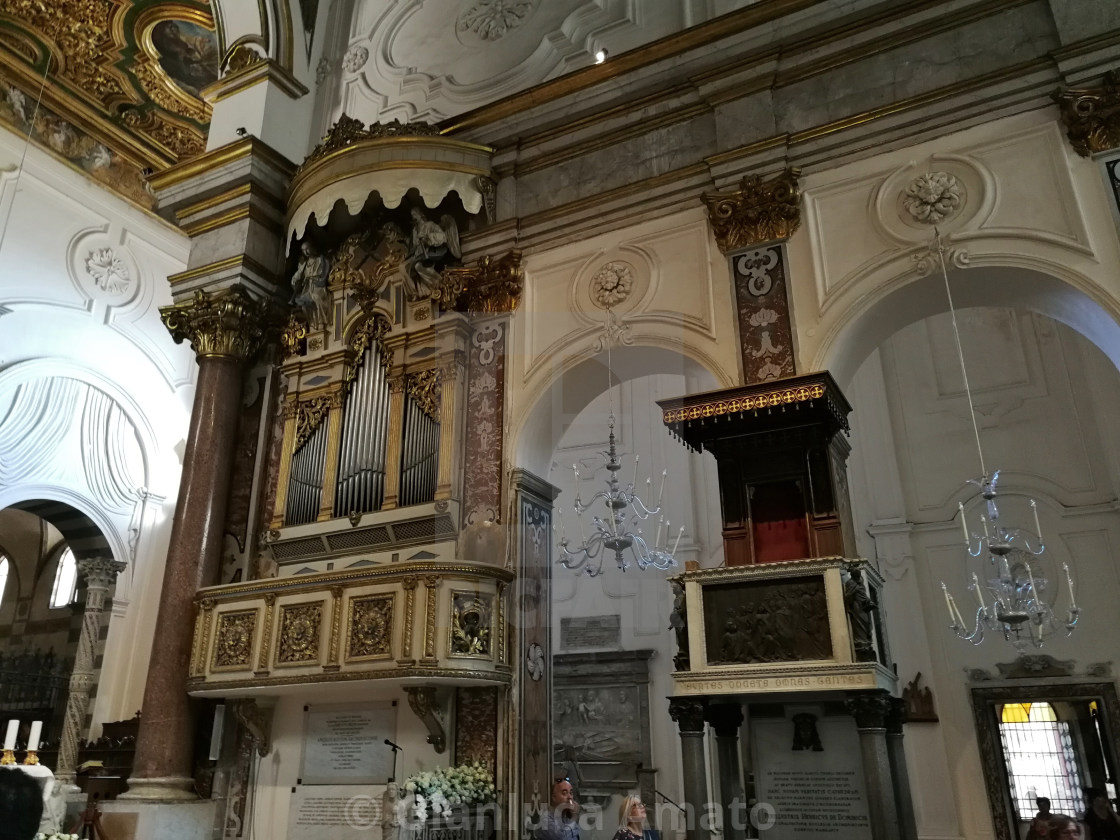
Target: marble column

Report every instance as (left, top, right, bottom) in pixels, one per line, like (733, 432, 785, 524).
(707, 702, 746, 840)
(669, 697, 709, 840)
(887, 697, 918, 840)
(845, 691, 900, 840)
(55, 556, 126, 785)
(124, 287, 272, 800)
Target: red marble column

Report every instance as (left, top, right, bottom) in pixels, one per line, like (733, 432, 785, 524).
(124, 287, 270, 800)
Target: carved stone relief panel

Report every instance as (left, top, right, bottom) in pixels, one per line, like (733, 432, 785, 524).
(454, 686, 499, 776)
(463, 319, 507, 526)
(703, 577, 832, 665)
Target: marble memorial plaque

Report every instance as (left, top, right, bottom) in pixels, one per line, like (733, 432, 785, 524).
(560, 615, 621, 649)
(300, 702, 397, 785)
(288, 784, 385, 840)
(752, 713, 871, 839)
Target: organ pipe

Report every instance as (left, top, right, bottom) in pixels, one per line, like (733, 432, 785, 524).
(334, 344, 392, 516)
(285, 420, 327, 526)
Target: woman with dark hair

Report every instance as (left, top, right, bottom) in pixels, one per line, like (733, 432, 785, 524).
(1048, 815, 1081, 839)
(1084, 790, 1120, 840)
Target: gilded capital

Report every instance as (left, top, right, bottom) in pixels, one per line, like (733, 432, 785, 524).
(160, 286, 275, 360)
(702, 168, 802, 254)
(438, 250, 523, 314)
(1054, 70, 1120, 157)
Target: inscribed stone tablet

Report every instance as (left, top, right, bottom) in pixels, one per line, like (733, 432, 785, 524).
(561, 615, 621, 649)
(300, 702, 397, 785)
(752, 714, 871, 839)
(288, 784, 385, 840)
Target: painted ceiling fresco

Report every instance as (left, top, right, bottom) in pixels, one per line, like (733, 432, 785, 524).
(0, 0, 219, 210)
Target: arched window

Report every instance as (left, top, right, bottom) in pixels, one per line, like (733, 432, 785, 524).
(49, 547, 78, 608)
(0, 556, 9, 610)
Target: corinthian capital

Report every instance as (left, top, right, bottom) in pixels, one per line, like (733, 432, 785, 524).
(1054, 70, 1120, 157)
(160, 286, 276, 360)
(77, 556, 127, 589)
(702, 168, 801, 254)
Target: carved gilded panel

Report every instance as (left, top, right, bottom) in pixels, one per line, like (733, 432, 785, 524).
(448, 591, 494, 659)
(346, 594, 395, 661)
(212, 610, 258, 672)
(276, 601, 324, 666)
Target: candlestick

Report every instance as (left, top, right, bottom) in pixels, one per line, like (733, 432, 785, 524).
(1031, 499, 1043, 543)
(959, 502, 969, 544)
(1064, 563, 1077, 610)
(0, 750, 12, 766)
(22, 749, 38, 766)
(2, 720, 15, 751)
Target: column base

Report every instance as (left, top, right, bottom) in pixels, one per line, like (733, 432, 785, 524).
(101, 797, 217, 840)
(118, 776, 198, 801)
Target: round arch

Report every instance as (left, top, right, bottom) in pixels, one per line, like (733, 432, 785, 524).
(512, 343, 722, 478)
(816, 264, 1120, 389)
(0, 489, 126, 571)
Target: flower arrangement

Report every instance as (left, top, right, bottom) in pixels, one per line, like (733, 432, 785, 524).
(35, 834, 79, 840)
(400, 762, 496, 824)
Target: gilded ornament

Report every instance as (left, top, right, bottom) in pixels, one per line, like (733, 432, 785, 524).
(423, 576, 440, 661)
(702, 168, 802, 254)
(1054, 70, 1120, 157)
(405, 685, 446, 753)
(277, 602, 323, 664)
(294, 396, 333, 450)
(213, 610, 257, 670)
(438, 250, 524, 313)
(281, 313, 310, 358)
(332, 225, 409, 315)
(224, 44, 265, 74)
(450, 592, 493, 657)
(347, 595, 394, 660)
(304, 114, 442, 167)
(160, 285, 275, 360)
(406, 368, 442, 420)
(344, 315, 393, 384)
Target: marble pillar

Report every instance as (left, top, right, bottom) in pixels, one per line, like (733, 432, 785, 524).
(55, 556, 126, 785)
(887, 696, 918, 840)
(669, 697, 709, 840)
(845, 691, 900, 840)
(125, 287, 273, 800)
(707, 702, 746, 840)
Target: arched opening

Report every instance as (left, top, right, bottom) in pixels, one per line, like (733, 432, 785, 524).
(0, 500, 123, 768)
(514, 343, 725, 830)
(820, 262, 1120, 839)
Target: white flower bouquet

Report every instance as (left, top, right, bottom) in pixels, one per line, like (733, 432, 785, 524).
(35, 834, 79, 840)
(400, 762, 496, 825)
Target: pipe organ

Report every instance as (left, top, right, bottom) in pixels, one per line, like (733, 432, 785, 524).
(286, 419, 328, 526)
(334, 342, 392, 517)
(400, 369, 441, 507)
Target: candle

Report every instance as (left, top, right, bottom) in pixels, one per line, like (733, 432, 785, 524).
(959, 502, 969, 544)
(1064, 563, 1077, 610)
(655, 516, 664, 548)
(572, 464, 580, 482)
(980, 515, 990, 539)
(657, 470, 667, 507)
(941, 583, 957, 625)
(972, 572, 986, 612)
(672, 526, 685, 556)
(1024, 563, 1038, 605)
(632, 455, 639, 489)
(2, 720, 16, 750)
(27, 721, 41, 753)
(557, 509, 565, 542)
(1031, 499, 1043, 543)
(948, 592, 966, 628)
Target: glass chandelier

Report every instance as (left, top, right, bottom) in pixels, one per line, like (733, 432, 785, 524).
(555, 310, 684, 577)
(934, 233, 1080, 650)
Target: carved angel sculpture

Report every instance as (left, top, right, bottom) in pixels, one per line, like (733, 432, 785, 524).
(290, 240, 333, 329)
(402, 207, 461, 300)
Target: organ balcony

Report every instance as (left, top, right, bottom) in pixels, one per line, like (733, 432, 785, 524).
(668, 557, 897, 696)
(186, 557, 513, 696)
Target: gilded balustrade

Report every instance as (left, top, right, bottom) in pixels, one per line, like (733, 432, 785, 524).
(187, 561, 513, 695)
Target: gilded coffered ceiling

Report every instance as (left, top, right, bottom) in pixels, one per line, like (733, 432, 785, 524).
(0, 0, 219, 209)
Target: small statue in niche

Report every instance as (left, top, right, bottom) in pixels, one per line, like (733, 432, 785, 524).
(290, 239, 333, 329)
(843, 566, 877, 663)
(402, 207, 461, 300)
(669, 581, 690, 670)
(451, 597, 491, 655)
(791, 712, 824, 751)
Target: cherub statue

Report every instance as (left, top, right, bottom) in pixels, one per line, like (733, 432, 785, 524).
(402, 207, 461, 300)
(290, 240, 332, 329)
